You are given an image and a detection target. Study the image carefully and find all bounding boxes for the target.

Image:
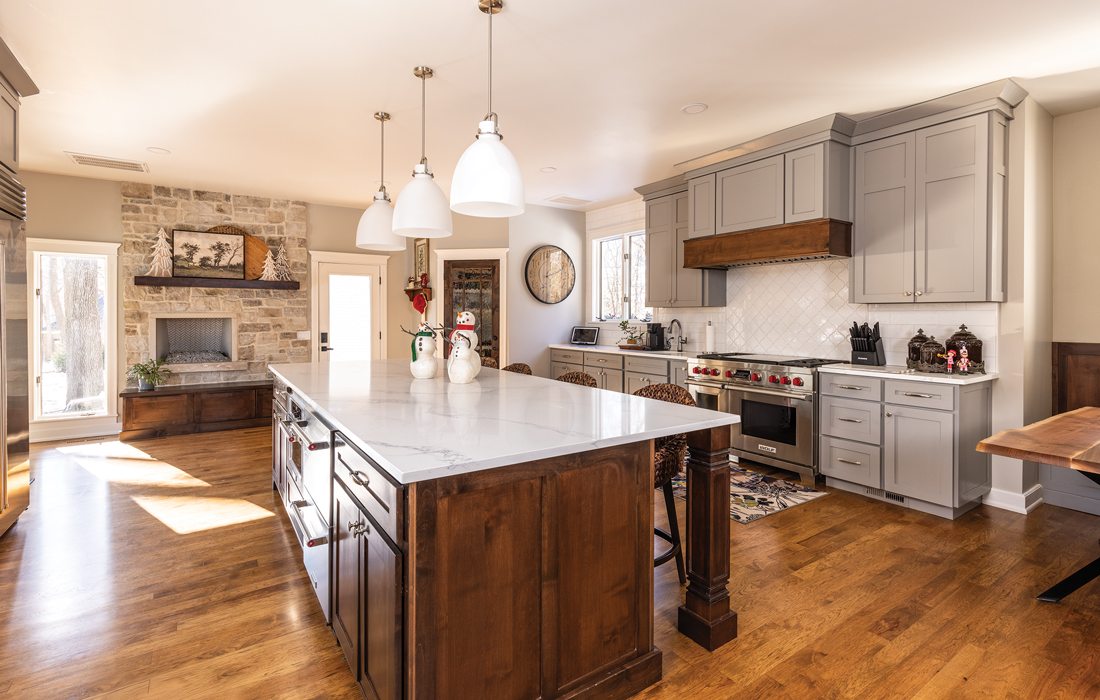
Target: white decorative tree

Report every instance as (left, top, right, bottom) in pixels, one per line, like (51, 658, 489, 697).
(273, 246, 292, 281)
(259, 250, 279, 281)
(147, 228, 173, 277)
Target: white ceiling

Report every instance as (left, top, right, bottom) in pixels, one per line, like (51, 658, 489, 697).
(3, 0, 1100, 212)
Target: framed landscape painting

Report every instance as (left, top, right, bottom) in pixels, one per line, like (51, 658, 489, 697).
(172, 229, 246, 279)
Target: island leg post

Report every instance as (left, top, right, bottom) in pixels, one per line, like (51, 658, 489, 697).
(677, 424, 738, 651)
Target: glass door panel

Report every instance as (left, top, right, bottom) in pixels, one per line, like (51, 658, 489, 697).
(328, 274, 373, 362)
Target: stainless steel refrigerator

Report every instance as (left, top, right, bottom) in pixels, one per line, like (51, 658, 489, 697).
(0, 167, 29, 538)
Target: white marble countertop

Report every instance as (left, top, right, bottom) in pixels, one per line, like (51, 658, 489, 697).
(269, 360, 739, 484)
(820, 364, 998, 386)
(548, 343, 694, 362)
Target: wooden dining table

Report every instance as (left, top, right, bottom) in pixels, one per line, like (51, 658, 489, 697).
(977, 406, 1100, 602)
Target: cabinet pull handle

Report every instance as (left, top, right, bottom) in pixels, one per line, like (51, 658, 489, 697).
(837, 385, 864, 391)
(905, 291, 913, 297)
(915, 290, 924, 297)
(903, 392, 935, 399)
(349, 469, 371, 487)
(838, 417, 863, 424)
(886, 411, 894, 417)
(837, 458, 862, 466)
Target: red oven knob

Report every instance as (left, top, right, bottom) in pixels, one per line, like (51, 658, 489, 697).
(692, 366, 702, 374)
(780, 376, 791, 385)
(710, 368, 720, 376)
(750, 372, 761, 382)
(792, 377, 804, 387)
(768, 375, 779, 384)
(725, 370, 734, 378)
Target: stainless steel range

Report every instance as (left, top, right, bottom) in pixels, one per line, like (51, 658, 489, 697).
(685, 353, 842, 486)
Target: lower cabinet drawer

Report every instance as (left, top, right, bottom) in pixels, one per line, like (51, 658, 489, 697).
(819, 395, 882, 445)
(334, 434, 403, 545)
(884, 380, 955, 411)
(624, 355, 668, 376)
(550, 348, 584, 364)
(820, 436, 882, 489)
(195, 389, 256, 423)
(124, 393, 190, 429)
(584, 352, 624, 370)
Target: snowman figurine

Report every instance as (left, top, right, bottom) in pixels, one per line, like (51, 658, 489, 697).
(447, 332, 478, 384)
(448, 311, 482, 377)
(409, 323, 438, 379)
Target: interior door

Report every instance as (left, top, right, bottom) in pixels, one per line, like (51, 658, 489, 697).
(442, 259, 500, 362)
(317, 261, 383, 363)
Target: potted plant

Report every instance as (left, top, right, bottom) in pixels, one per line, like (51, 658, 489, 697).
(127, 358, 171, 391)
(618, 320, 644, 348)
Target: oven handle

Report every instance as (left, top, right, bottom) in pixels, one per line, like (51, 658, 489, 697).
(730, 387, 814, 403)
(685, 381, 724, 396)
(288, 500, 329, 548)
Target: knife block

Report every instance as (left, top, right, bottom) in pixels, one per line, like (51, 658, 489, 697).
(851, 338, 886, 366)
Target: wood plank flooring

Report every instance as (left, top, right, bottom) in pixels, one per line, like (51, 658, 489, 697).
(2, 427, 1099, 698)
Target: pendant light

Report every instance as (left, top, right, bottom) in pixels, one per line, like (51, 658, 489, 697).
(356, 112, 405, 251)
(392, 66, 453, 238)
(450, 0, 525, 218)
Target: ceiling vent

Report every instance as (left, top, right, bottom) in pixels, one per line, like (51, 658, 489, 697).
(65, 152, 149, 172)
(545, 194, 591, 208)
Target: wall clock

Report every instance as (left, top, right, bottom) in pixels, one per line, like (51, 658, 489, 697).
(524, 245, 576, 305)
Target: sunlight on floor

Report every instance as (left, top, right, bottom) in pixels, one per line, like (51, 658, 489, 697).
(61, 440, 211, 488)
(131, 495, 275, 534)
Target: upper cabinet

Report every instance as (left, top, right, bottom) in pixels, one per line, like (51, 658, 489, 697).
(716, 155, 784, 233)
(645, 191, 725, 308)
(0, 87, 16, 175)
(851, 113, 1006, 304)
(686, 140, 851, 240)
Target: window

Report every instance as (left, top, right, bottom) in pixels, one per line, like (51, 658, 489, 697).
(593, 231, 652, 322)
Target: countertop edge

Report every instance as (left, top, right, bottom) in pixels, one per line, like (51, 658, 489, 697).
(547, 343, 695, 362)
(819, 364, 998, 385)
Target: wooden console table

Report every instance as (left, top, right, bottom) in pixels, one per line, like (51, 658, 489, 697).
(120, 380, 273, 441)
(977, 406, 1100, 602)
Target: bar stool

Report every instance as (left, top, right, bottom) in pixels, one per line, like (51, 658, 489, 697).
(481, 356, 499, 369)
(633, 382, 694, 584)
(556, 370, 597, 388)
(502, 362, 533, 375)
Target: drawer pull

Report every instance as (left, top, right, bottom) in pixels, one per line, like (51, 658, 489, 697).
(836, 385, 865, 391)
(838, 417, 863, 424)
(349, 470, 371, 488)
(886, 411, 894, 418)
(837, 458, 862, 466)
(903, 392, 935, 399)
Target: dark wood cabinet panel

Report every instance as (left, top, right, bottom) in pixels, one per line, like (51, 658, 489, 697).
(1053, 342, 1100, 414)
(362, 524, 401, 700)
(120, 380, 272, 440)
(195, 389, 256, 423)
(332, 483, 362, 679)
(123, 393, 190, 429)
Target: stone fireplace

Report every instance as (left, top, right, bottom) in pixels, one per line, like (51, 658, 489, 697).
(121, 182, 311, 386)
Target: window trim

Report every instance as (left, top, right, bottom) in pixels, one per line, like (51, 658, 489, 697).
(590, 229, 651, 323)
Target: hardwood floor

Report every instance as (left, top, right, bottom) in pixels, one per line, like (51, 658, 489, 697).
(2, 427, 1099, 698)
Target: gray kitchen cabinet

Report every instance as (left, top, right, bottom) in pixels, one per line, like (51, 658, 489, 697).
(550, 361, 579, 381)
(625, 371, 665, 394)
(883, 405, 954, 506)
(784, 141, 851, 224)
(852, 132, 916, 303)
(687, 173, 716, 238)
(716, 154, 784, 233)
(644, 191, 725, 309)
(592, 367, 623, 392)
(851, 113, 1006, 304)
(670, 361, 688, 388)
(645, 196, 676, 307)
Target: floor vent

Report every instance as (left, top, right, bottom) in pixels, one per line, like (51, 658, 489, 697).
(65, 151, 149, 172)
(545, 194, 591, 207)
(864, 486, 906, 503)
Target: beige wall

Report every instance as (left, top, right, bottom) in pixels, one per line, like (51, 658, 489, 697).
(1053, 105, 1100, 342)
(23, 171, 122, 242)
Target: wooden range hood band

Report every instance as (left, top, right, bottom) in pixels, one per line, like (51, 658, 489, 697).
(683, 218, 852, 269)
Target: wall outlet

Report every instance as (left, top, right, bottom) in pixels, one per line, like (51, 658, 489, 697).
(297, 330, 311, 340)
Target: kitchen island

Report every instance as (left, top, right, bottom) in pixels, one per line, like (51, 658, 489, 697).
(269, 359, 740, 699)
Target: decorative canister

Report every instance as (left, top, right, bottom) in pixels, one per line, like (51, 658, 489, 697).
(945, 324, 985, 374)
(918, 336, 947, 373)
(906, 328, 929, 369)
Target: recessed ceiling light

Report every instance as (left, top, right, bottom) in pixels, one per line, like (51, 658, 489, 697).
(539, 166, 557, 173)
(146, 146, 171, 155)
(681, 103, 708, 115)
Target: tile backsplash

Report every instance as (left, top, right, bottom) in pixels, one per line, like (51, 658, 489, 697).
(653, 259, 999, 371)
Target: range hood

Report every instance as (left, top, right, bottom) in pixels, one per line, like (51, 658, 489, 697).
(683, 218, 851, 269)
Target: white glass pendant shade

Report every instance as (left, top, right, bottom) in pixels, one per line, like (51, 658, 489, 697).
(450, 120, 525, 218)
(393, 163, 453, 238)
(356, 192, 404, 251)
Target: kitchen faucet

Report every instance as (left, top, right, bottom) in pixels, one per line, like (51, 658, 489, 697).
(667, 319, 686, 352)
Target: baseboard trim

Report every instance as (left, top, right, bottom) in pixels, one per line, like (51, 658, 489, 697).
(30, 416, 122, 444)
(983, 484, 1044, 514)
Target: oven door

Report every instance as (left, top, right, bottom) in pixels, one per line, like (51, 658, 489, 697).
(728, 387, 813, 467)
(686, 380, 731, 414)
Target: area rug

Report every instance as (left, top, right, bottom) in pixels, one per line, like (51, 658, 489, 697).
(670, 464, 827, 524)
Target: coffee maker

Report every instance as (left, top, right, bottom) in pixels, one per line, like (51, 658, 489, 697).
(645, 323, 665, 351)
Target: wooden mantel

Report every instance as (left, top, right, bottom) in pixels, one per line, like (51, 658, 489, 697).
(683, 218, 852, 269)
(133, 275, 299, 290)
